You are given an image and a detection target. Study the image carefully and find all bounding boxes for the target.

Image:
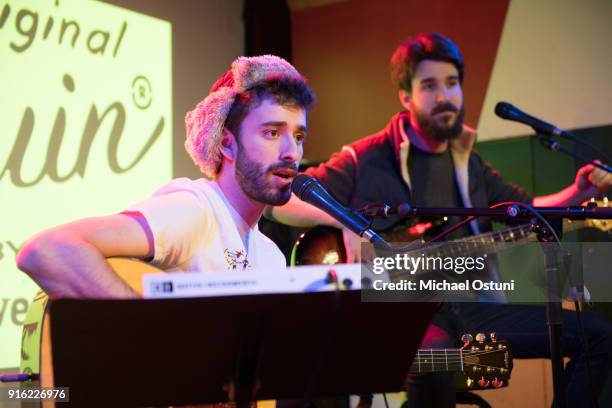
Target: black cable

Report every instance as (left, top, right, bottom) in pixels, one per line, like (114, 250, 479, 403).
(574, 300, 599, 408)
(382, 393, 390, 408)
(425, 201, 562, 246)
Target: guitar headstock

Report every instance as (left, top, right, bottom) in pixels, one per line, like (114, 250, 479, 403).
(461, 333, 513, 389)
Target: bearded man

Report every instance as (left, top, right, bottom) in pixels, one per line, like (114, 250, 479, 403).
(268, 33, 612, 407)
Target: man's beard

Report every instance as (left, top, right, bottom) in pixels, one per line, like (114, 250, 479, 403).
(235, 142, 295, 206)
(413, 102, 465, 142)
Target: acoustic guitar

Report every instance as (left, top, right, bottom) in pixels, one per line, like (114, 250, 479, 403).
(19, 258, 159, 407)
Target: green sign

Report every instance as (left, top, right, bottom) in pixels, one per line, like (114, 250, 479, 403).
(0, 0, 172, 369)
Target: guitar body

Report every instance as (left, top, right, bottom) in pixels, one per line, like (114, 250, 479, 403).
(290, 218, 442, 266)
(291, 226, 347, 266)
(19, 259, 161, 397)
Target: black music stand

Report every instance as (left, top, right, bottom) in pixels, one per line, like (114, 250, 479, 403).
(49, 291, 437, 407)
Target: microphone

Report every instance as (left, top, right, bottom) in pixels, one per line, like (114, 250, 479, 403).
(494, 102, 574, 140)
(291, 174, 387, 246)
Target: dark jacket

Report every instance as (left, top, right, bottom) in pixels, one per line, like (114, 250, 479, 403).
(306, 111, 531, 233)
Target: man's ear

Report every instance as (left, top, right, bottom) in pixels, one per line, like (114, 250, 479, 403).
(399, 89, 412, 111)
(219, 128, 238, 161)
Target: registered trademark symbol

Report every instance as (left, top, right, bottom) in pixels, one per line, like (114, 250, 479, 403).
(131, 75, 152, 110)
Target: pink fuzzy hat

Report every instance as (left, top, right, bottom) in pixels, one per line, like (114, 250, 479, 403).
(184, 55, 306, 179)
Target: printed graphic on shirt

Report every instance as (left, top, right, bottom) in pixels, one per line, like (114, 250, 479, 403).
(224, 249, 250, 270)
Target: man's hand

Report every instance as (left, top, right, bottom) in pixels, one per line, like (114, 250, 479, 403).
(342, 228, 368, 263)
(575, 161, 612, 197)
(534, 161, 612, 207)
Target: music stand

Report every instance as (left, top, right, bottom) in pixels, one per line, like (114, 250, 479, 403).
(49, 291, 437, 407)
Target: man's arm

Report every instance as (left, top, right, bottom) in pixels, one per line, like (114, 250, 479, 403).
(265, 193, 342, 228)
(16, 214, 151, 299)
(533, 162, 612, 206)
(480, 153, 611, 207)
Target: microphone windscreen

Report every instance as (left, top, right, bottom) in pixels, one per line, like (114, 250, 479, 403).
(494, 101, 514, 119)
(291, 173, 315, 199)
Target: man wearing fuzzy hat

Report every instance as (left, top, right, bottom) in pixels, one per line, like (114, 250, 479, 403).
(17, 55, 315, 298)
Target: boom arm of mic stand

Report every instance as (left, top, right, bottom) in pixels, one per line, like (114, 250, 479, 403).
(538, 134, 612, 173)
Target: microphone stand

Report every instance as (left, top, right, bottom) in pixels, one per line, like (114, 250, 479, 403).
(369, 203, 612, 408)
(536, 218, 567, 408)
(535, 132, 610, 407)
(538, 135, 612, 173)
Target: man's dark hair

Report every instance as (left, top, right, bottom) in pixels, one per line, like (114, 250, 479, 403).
(224, 77, 315, 138)
(390, 32, 464, 93)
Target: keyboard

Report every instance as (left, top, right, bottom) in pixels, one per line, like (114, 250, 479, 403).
(142, 264, 363, 299)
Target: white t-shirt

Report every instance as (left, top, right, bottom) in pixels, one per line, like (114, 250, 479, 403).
(126, 178, 286, 273)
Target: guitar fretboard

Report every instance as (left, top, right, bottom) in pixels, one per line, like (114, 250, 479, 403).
(389, 223, 539, 281)
(410, 349, 463, 373)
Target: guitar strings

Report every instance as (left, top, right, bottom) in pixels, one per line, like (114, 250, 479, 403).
(415, 348, 506, 357)
(383, 223, 538, 281)
(414, 348, 507, 364)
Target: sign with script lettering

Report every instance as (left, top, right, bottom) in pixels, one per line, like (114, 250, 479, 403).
(0, 0, 172, 369)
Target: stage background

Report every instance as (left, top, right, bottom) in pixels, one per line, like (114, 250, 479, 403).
(1, 0, 243, 371)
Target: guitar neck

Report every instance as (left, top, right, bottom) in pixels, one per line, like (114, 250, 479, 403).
(410, 349, 463, 373)
(426, 223, 536, 258)
(400, 219, 588, 265)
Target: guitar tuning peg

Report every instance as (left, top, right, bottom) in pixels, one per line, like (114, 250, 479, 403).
(478, 377, 490, 388)
(492, 378, 504, 388)
(490, 332, 497, 342)
(466, 377, 474, 388)
(475, 333, 486, 343)
(461, 333, 473, 344)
